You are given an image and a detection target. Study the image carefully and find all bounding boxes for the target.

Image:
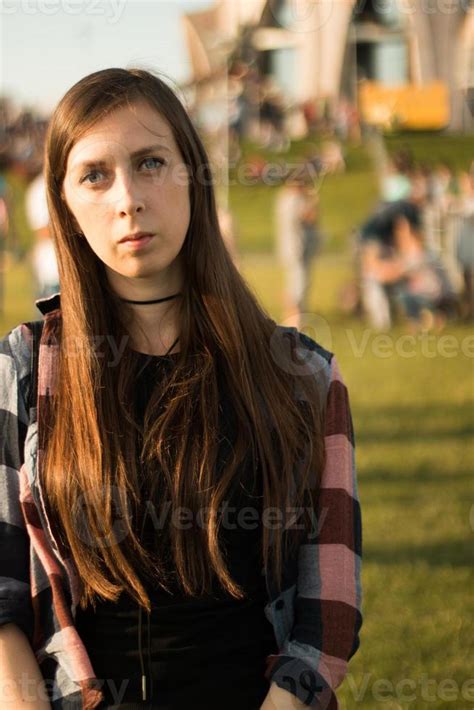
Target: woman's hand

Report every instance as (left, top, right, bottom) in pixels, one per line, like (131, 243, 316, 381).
(0, 624, 52, 709)
(260, 682, 308, 709)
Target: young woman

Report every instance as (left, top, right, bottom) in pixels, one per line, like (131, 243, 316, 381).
(0, 68, 362, 710)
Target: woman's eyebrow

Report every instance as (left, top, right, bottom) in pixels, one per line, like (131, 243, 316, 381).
(130, 143, 172, 159)
(72, 144, 172, 172)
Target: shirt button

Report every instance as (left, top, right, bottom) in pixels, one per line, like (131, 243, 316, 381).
(275, 599, 285, 610)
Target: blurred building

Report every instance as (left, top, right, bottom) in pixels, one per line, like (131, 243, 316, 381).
(182, 0, 474, 132)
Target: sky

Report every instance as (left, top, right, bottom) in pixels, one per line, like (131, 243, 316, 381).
(0, 0, 213, 113)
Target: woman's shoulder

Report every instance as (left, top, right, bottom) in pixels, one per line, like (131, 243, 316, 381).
(269, 323, 335, 400)
(0, 294, 59, 375)
(0, 322, 36, 374)
(271, 323, 333, 358)
(0, 322, 40, 421)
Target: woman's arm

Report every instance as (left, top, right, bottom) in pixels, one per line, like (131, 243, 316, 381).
(1, 329, 48, 708)
(0, 623, 51, 709)
(262, 349, 363, 708)
(361, 241, 405, 283)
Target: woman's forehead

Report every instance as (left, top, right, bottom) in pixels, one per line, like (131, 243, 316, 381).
(66, 102, 176, 168)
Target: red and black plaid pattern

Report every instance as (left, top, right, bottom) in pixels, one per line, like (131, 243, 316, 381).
(0, 294, 362, 709)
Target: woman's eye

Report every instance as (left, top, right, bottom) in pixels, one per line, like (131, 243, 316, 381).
(141, 156, 165, 171)
(80, 170, 104, 185)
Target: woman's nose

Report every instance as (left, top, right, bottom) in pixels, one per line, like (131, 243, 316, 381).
(114, 170, 145, 216)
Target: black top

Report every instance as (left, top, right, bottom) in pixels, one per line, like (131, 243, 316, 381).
(75, 351, 277, 709)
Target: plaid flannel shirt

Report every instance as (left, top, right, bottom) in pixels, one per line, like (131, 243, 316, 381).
(0, 293, 362, 709)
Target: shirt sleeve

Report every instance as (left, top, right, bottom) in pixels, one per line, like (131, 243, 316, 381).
(0, 327, 35, 644)
(266, 354, 363, 709)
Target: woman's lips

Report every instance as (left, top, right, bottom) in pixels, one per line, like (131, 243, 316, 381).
(120, 234, 154, 249)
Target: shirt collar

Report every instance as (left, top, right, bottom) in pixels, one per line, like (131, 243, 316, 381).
(35, 291, 61, 315)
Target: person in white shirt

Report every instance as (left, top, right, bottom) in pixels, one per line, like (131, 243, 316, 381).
(275, 168, 321, 327)
(25, 171, 60, 298)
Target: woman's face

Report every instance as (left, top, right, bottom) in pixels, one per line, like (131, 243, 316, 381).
(62, 100, 191, 297)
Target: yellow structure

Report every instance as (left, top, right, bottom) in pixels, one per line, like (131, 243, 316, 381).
(359, 81, 450, 130)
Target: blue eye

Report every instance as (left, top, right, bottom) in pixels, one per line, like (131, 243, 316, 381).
(80, 170, 104, 185)
(141, 156, 165, 170)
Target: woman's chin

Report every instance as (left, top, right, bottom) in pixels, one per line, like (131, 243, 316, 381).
(106, 264, 165, 284)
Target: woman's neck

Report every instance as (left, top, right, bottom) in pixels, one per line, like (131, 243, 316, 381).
(125, 299, 181, 356)
(107, 267, 183, 355)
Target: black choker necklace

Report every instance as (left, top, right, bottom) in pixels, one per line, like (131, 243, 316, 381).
(119, 293, 182, 305)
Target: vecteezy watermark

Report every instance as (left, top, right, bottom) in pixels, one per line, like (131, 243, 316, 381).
(266, 0, 474, 34)
(270, 671, 327, 708)
(345, 672, 474, 704)
(289, 313, 474, 362)
(0, 0, 126, 23)
(73, 488, 328, 548)
(41, 332, 130, 367)
(140, 499, 326, 536)
(228, 159, 325, 189)
(63, 135, 325, 207)
(345, 329, 474, 360)
(267, 0, 335, 34)
(48, 321, 474, 370)
(354, 0, 473, 16)
(269, 314, 333, 378)
(61, 333, 130, 367)
(74, 485, 132, 547)
(0, 675, 129, 704)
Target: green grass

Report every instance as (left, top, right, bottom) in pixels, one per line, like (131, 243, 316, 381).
(1, 132, 473, 709)
(229, 137, 379, 253)
(229, 131, 474, 255)
(2, 171, 35, 256)
(384, 132, 474, 171)
(0, 256, 36, 332)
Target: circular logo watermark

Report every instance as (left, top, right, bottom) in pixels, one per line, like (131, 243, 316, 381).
(73, 485, 131, 548)
(270, 312, 333, 378)
(267, 0, 335, 34)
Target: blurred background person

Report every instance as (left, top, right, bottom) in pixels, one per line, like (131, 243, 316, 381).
(259, 77, 288, 152)
(25, 170, 59, 299)
(358, 202, 401, 330)
(274, 165, 322, 327)
(452, 167, 474, 321)
(0, 175, 9, 314)
(381, 149, 413, 203)
(361, 201, 456, 332)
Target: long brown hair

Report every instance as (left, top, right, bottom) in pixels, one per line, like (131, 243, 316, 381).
(43, 67, 326, 611)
